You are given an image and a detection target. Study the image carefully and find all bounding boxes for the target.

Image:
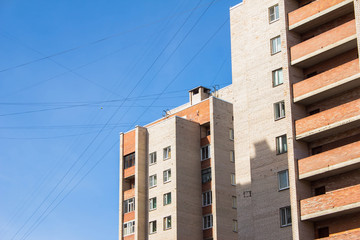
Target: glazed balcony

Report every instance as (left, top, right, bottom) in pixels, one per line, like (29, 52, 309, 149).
(298, 140, 360, 180)
(295, 98, 360, 141)
(124, 166, 135, 178)
(289, 0, 354, 33)
(301, 184, 360, 221)
(293, 58, 360, 104)
(291, 19, 357, 68)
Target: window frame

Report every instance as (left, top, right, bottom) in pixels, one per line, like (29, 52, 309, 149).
(163, 169, 171, 183)
(163, 192, 172, 206)
(269, 4, 280, 23)
(272, 68, 284, 87)
(233, 219, 238, 232)
(280, 206, 292, 227)
(203, 214, 213, 230)
(230, 150, 235, 163)
(201, 145, 211, 161)
(231, 173, 236, 186)
(123, 220, 135, 236)
(164, 216, 172, 230)
(276, 134, 287, 155)
(270, 36, 281, 55)
(274, 101, 286, 120)
(232, 196, 237, 209)
(149, 197, 157, 211)
(123, 197, 135, 214)
(278, 169, 289, 191)
(229, 128, 234, 140)
(163, 146, 171, 160)
(149, 220, 157, 234)
(201, 168, 212, 184)
(149, 152, 157, 165)
(149, 174, 157, 188)
(202, 191, 212, 207)
(124, 153, 135, 169)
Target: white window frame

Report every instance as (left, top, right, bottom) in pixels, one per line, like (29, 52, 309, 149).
(123, 220, 135, 236)
(163, 169, 171, 183)
(276, 135, 287, 154)
(202, 168, 212, 183)
(280, 206, 292, 227)
(163, 146, 171, 160)
(229, 128, 234, 140)
(149, 152, 157, 165)
(201, 145, 211, 160)
(232, 196, 237, 209)
(202, 191, 212, 207)
(272, 68, 283, 87)
(271, 36, 281, 55)
(163, 192, 171, 206)
(149, 220, 157, 234)
(149, 197, 157, 211)
(231, 173, 236, 186)
(203, 214, 213, 230)
(164, 216, 172, 230)
(149, 174, 157, 188)
(278, 169, 289, 190)
(230, 150, 235, 163)
(269, 4, 280, 23)
(123, 197, 135, 213)
(274, 101, 285, 120)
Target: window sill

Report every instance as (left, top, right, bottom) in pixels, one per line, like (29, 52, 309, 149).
(273, 82, 284, 88)
(164, 180, 171, 184)
(269, 18, 280, 24)
(149, 232, 157, 235)
(271, 51, 282, 56)
(280, 223, 292, 228)
(149, 185, 157, 189)
(203, 227, 213, 230)
(163, 157, 171, 161)
(202, 204, 212, 207)
(279, 187, 290, 192)
(149, 162, 157, 166)
(149, 208, 157, 212)
(201, 158, 210, 161)
(164, 227, 172, 231)
(276, 151, 287, 156)
(275, 116, 285, 121)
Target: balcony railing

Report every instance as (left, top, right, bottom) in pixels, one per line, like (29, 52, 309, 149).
(288, 0, 354, 33)
(295, 98, 360, 141)
(293, 58, 360, 104)
(124, 188, 135, 200)
(298, 140, 360, 180)
(301, 184, 360, 221)
(124, 166, 135, 178)
(291, 19, 357, 68)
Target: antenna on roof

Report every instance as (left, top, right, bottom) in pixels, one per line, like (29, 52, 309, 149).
(212, 85, 220, 97)
(162, 109, 170, 117)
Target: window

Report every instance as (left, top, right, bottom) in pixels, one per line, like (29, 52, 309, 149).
(163, 169, 171, 183)
(149, 220, 157, 234)
(149, 174, 157, 188)
(272, 68, 283, 87)
(276, 135, 287, 154)
(124, 153, 135, 169)
(280, 206, 292, 227)
(163, 146, 171, 160)
(233, 219, 238, 232)
(202, 191, 212, 207)
(149, 197, 157, 210)
(231, 173, 236, 186)
(269, 4, 279, 23)
(163, 192, 172, 205)
(230, 150, 235, 163)
(149, 152, 157, 165)
(202, 168, 212, 183)
(278, 170, 289, 190)
(164, 216, 172, 230)
(123, 198, 135, 213)
(232, 196, 237, 209)
(203, 214, 213, 229)
(206, 127, 211, 136)
(123, 220, 135, 236)
(271, 36, 281, 55)
(201, 145, 211, 160)
(229, 128, 234, 140)
(274, 101, 285, 120)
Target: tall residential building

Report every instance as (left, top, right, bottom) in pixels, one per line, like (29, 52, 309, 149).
(230, 0, 360, 239)
(118, 86, 237, 240)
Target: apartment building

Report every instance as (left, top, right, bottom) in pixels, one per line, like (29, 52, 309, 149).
(230, 0, 360, 239)
(118, 86, 237, 240)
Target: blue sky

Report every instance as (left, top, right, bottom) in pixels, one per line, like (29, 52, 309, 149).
(0, 0, 239, 239)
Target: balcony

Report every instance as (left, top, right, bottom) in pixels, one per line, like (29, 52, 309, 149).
(298, 140, 360, 180)
(295, 98, 360, 141)
(291, 19, 357, 68)
(124, 166, 135, 178)
(293, 58, 360, 104)
(301, 184, 360, 221)
(317, 229, 360, 239)
(289, 0, 354, 33)
(124, 188, 135, 200)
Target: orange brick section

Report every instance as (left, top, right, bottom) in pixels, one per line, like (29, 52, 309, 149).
(202, 205, 212, 215)
(123, 166, 135, 178)
(291, 19, 356, 61)
(315, 212, 360, 238)
(289, 0, 347, 26)
(202, 181, 211, 192)
(146, 99, 210, 127)
(123, 188, 135, 200)
(203, 229, 213, 239)
(300, 184, 360, 216)
(201, 136, 211, 146)
(293, 58, 359, 99)
(319, 229, 360, 239)
(201, 159, 211, 169)
(298, 140, 360, 176)
(295, 98, 360, 136)
(123, 235, 134, 240)
(123, 130, 135, 155)
(123, 211, 135, 223)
